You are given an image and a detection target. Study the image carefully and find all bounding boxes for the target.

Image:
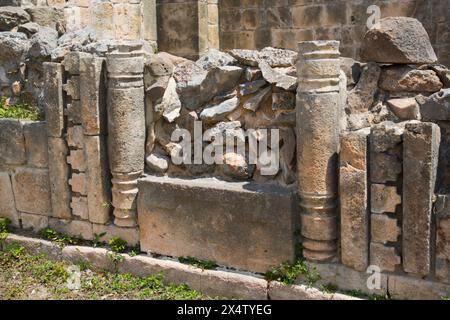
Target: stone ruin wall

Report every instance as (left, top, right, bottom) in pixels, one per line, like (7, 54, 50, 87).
(1, 2, 450, 300)
(219, 0, 450, 67)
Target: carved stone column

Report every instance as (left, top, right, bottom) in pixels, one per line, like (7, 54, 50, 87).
(296, 41, 341, 262)
(106, 43, 146, 227)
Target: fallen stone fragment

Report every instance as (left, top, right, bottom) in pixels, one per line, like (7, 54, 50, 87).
(154, 77, 181, 123)
(244, 67, 262, 81)
(260, 61, 297, 92)
(220, 152, 251, 180)
(347, 62, 380, 113)
(340, 57, 362, 87)
(17, 22, 40, 36)
(200, 97, 240, 123)
(0, 6, 30, 31)
(146, 152, 169, 173)
(243, 86, 271, 112)
(196, 49, 236, 70)
(417, 89, 450, 121)
(229, 47, 297, 67)
(361, 17, 437, 64)
(379, 66, 442, 92)
(387, 98, 420, 120)
(272, 91, 295, 111)
(239, 79, 267, 96)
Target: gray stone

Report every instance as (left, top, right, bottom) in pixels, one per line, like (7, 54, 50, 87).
(388, 275, 450, 300)
(361, 17, 437, 64)
(200, 97, 240, 123)
(0, 119, 26, 165)
(370, 121, 404, 153)
(403, 122, 440, 276)
(272, 91, 295, 111)
(271, 111, 296, 127)
(43, 63, 64, 138)
(379, 66, 442, 93)
(67, 125, 83, 149)
(426, 64, 450, 88)
(339, 57, 362, 87)
(28, 26, 58, 60)
(229, 47, 297, 67)
(67, 149, 86, 172)
(145, 152, 169, 173)
(339, 129, 370, 272)
(387, 98, 420, 120)
(11, 167, 51, 216)
(219, 152, 251, 180)
(239, 79, 266, 96)
(370, 243, 401, 272)
(371, 214, 401, 244)
(347, 62, 380, 113)
(61, 246, 111, 271)
(0, 6, 30, 31)
(0, 171, 19, 227)
(49, 218, 94, 241)
(370, 152, 402, 184)
(154, 77, 181, 123)
(196, 49, 236, 70)
(47, 137, 72, 219)
(268, 282, 334, 300)
(21, 212, 49, 231)
(137, 176, 298, 273)
(244, 67, 262, 81)
(243, 86, 271, 112)
(436, 204, 450, 284)
(23, 121, 48, 168)
(3, 234, 61, 261)
(92, 224, 139, 247)
(71, 196, 88, 220)
(0, 31, 29, 68)
(371, 184, 401, 214)
(418, 89, 450, 121)
(260, 61, 297, 92)
(17, 22, 39, 37)
(145, 53, 174, 77)
(25, 6, 64, 31)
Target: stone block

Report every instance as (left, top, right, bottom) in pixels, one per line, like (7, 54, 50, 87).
(371, 214, 401, 244)
(3, 234, 62, 261)
(370, 122, 404, 153)
(67, 149, 86, 172)
(43, 63, 64, 138)
(49, 218, 93, 241)
(92, 223, 139, 246)
(370, 152, 402, 184)
(84, 135, 111, 224)
(63, 76, 80, 100)
(69, 172, 86, 195)
(71, 196, 88, 220)
(339, 128, 370, 272)
(11, 167, 51, 216)
(23, 121, 48, 168)
(370, 243, 400, 272)
(0, 172, 19, 227)
(47, 137, 72, 219)
(62, 246, 112, 271)
(21, 212, 49, 231)
(137, 176, 299, 273)
(66, 101, 82, 125)
(371, 184, 401, 214)
(80, 56, 107, 135)
(436, 212, 450, 284)
(0, 119, 26, 165)
(403, 122, 440, 276)
(388, 275, 450, 300)
(67, 125, 84, 149)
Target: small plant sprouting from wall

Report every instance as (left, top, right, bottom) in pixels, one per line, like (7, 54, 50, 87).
(0, 97, 41, 121)
(108, 237, 128, 254)
(264, 259, 321, 286)
(39, 228, 81, 247)
(179, 257, 218, 270)
(0, 217, 11, 233)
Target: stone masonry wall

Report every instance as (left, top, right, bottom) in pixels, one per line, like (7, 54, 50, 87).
(218, 0, 450, 66)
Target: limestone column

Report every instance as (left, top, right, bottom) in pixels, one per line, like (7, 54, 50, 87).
(296, 41, 341, 262)
(106, 43, 146, 227)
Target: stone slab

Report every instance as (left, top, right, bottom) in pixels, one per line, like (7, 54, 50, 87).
(0, 119, 26, 165)
(43, 63, 65, 138)
(0, 171, 19, 227)
(23, 121, 48, 168)
(137, 176, 299, 273)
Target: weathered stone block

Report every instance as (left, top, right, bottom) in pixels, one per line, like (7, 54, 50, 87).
(21, 212, 49, 231)
(370, 243, 400, 272)
(67, 149, 86, 172)
(436, 210, 450, 284)
(137, 176, 298, 273)
(371, 214, 401, 244)
(403, 122, 440, 276)
(339, 128, 370, 272)
(370, 122, 404, 153)
(49, 218, 93, 240)
(388, 275, 450, 300)
(92, 223, 139, 246)
(11, 167, 51, 216)
(371, 184, 401, 214)
(0, 119, 26, 165)
(0, 172, 19, 227)
(67, 125, 84, 149)
(370, 152, 402, 184)
(43, 63, 64, 138)
(84, 135, 111, 225)
(71, 196, 88, 220)
(69, 172, 86, 195)
(47, 137, 71, 219)
(23, 121, 48, 168)
(63, 76, 80, 100)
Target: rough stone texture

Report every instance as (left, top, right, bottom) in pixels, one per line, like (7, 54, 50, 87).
(370, 152, 402, 184)
(67, 149, 86, 172)
(200, 97, 240, 123)
(388, 275, 450, 300)
(435, 195, 450, 284)
(339, 128, 370, 272)
(11, 167, 51, 216)
(3, 234, 61, 261)
(0, 172, 19, 227)
(347, 62, 380, 113)
(268, 281, 358, 300)
(371, 184, 401, 214)
(21, 212, 49, 232)
(92, 224, 139, 247)
(23, 121, 48, 168)
(43, 63, 64, 138)
(403, 122, 440, 276)
(228, 47, 297, 67)
(0, 119, 26, 166)
(137, 176, 298, 273)
(370, 242, 401, 272)
(418, 88, 450, 122)
(361, 17, 437, 64)
(49, 218, 94, 241)
(379, 66, 442, 93)
(260, 61, 297, 92)
(387, 98, 420, 120)
(62, 246, 112, 271)
(70, 196, 88, 220)
(69, 173, 86, 195)
(0, 6, 30, 31)
(371, 214, 401, 244)
(84, 135, 111, 225)
(47, 137, 72, 219)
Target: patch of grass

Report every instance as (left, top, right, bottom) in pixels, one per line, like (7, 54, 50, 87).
(265, 259, 321, 286)
(39, 228, 81, 247)
(0, 246, 216, 300)
(0, 97, 41, 120)
(339, 289, 391, 300)
(179, 257, 218, 270)
(0, 217, 11, 233)
(442, 296, 450, 300)
(108, 237, 127, 254)
(92, 232, 106, 248)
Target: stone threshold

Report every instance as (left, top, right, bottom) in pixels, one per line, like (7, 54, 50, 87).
(1, 233, 358, 300)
